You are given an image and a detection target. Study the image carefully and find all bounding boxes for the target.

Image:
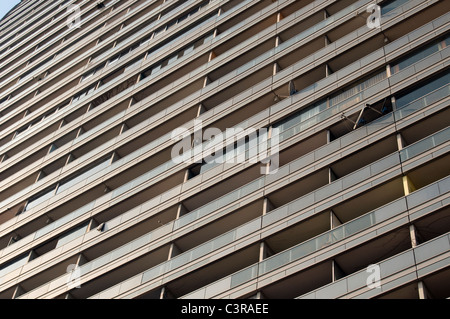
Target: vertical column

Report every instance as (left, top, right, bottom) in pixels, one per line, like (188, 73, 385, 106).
(331, 260, 345, 281)
(330, 210, 344, 281)
(203, 8, 221, 89)
(12, 285, 24, 299)
(160, 241, 181, 299)
(386, 64, 392, 78)
(324, 34, 331, 47)
(402, 173, 416, 196)
(330, 210, 342, 228)
(176, 202, 188, 220)
(325, 64, 331, 77)
(409, 224, 419, 248)
(58, 118, 66, 129)
(167, 242, 181, 260)
(262, 197, 274, 216)
(64, 153, 74, 166)
(76, 253, 88, 267)
(160, 286, 174, 299)
(259, 242, 268, 262)
(261, 126, 274, 175)
(196, 103, 206, 118)
(391, 96, 397, 112)
(328, 167, 337, 183)
(257, 197, 274, 298)
(8, 233, 21, 246)
(119, 122, 129, 135)
(75, 126, 84, 138)
(397, 132, 416, 195)
(273, 11, 283, 76)
(254, 291, 265, 299)
(324, 21, 332, 78)
(127, 96, 135, 109)
(34, 170, 44, 183)
(417, 281, 429, 299)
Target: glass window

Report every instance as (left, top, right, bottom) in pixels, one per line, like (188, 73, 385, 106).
(167, 54, 178, 65)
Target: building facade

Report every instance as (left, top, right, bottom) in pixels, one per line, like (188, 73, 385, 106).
(0, 0, 448, 299)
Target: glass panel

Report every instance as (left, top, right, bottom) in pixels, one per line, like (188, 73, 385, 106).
(381, 0, 409, 15)
(0, 253, 29, 278)
(396, 84, 450, 120)
(55, 223, 89, 248)
(344, 213, 374, 236)
(391, 38, 443, 74)
(396, 72, 450, 109)
(24, 186, 56, 212)
(400, 127, 450, 162)
(230, 265, 258, 288)
(56, 158, 110, 194)
(259, 250, 290, 274)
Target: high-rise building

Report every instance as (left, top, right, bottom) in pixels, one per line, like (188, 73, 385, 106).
(0, 0, 448, 300)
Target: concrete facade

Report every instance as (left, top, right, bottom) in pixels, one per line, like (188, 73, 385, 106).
(0, 0, 448, 299)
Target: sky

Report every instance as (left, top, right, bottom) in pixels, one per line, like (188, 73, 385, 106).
(0, 0, 21, 21)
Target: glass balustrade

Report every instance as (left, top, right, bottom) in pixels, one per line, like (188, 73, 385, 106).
(1, 0, 445, 289)
(229, 175, 448, 288)
(399, 126, 450, 162)
(2, 8, 445, 263)
(12, 125, 449, 298)
(298, 231, 450, 299)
